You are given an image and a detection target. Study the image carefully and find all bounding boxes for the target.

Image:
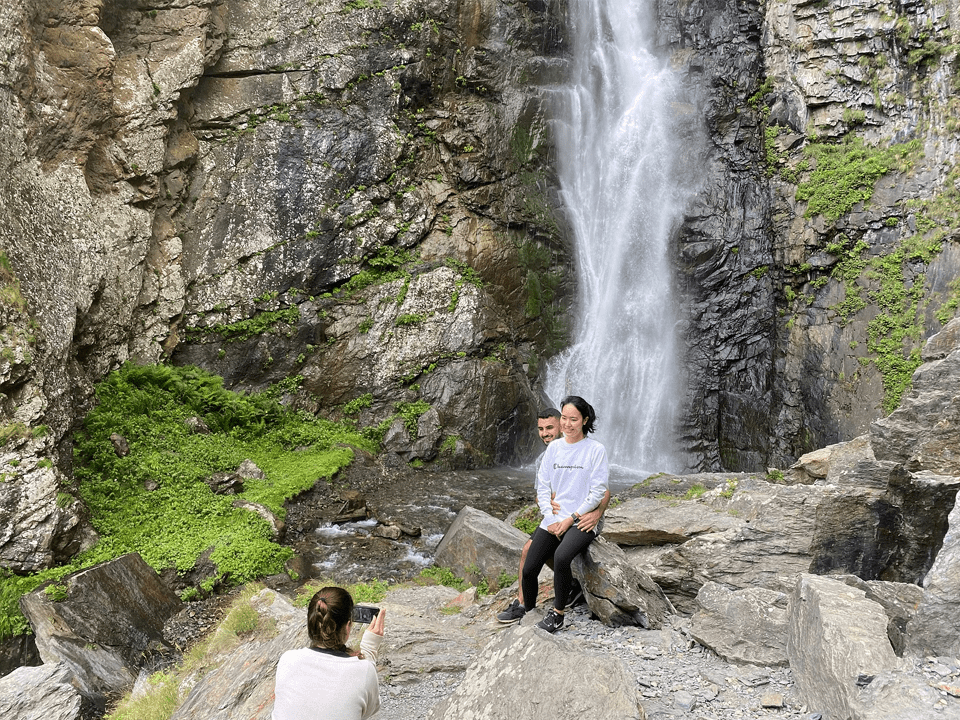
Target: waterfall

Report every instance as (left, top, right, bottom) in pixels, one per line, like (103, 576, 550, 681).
(545, 0, 688, 474)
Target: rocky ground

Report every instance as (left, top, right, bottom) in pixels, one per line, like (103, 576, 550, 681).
(373, 596, 808, 720)
(376, 592, 960, 720)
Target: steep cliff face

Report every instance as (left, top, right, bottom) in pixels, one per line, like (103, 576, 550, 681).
(0, 0, 570, 572)
(661, 0, 960, 470)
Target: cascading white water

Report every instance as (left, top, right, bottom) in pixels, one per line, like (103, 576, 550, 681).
(545, 0, 688, 474)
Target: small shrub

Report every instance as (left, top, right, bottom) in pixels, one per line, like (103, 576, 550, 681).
(44, 583, 68, 602)
(343, 393, 373, 415)
(418, 566, 468, 591)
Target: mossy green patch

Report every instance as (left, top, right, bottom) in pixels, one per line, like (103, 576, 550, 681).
(0, 363, 376, 641)
(795, 136, 921, 221)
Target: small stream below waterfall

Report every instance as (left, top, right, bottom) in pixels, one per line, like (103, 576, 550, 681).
(285, 465, 648, 585)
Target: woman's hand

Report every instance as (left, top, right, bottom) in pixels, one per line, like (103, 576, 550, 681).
(548, 516, 576, 537)
(369, 608, 386, 637)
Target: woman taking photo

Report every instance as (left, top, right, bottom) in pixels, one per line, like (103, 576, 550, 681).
(520, 395, 609, 633)
(273, 586, 386, 720)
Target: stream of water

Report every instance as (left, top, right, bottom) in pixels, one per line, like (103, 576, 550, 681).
(545, 0, 690, 476)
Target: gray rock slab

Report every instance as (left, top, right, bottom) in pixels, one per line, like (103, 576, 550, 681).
(831, 575, 924, 656)
(789, 434, 874, 484)
(905, 488, 960, 658)
(433, 505, 529, 587)
(871, 318, 960, 476)
(374, 585, 488, 682)
(574, 537, 673, 629)
(426, 624, 645, 720)
(857, 671, 959, 720)
(19, 552, 182, 699)
(602, 497, 742, 546)
(787, 574, 898, 720)
(0, 662, 83, 720)
(170, 589, 303, 720)
(687, 582, 788, 666)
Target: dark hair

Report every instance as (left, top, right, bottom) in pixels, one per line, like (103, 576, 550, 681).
(307, 586, 354, 652)
(538, 407, 561, 420)
(559, 395, 597, 435)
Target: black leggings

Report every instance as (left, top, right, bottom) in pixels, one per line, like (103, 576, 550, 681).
(521, 525, 596, 612)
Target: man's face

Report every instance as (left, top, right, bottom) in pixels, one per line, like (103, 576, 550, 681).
(537, 416, 561, 445)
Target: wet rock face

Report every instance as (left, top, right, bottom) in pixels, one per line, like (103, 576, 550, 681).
(661, 0, 960, 471)
(0, 0, 567, 569)
(166, 0, 569, 466)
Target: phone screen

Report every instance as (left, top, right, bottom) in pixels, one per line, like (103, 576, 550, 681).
(352, 605, 380, 624)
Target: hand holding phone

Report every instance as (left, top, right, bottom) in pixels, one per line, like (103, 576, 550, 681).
(352, 605, 380, 624)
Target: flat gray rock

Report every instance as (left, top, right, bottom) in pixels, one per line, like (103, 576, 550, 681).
(426, 624, 645, 720)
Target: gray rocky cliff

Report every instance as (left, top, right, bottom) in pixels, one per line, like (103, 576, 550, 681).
(662, 0, 960, 470)
(3, 0, 960, 572)
(0, 0, 570, 571)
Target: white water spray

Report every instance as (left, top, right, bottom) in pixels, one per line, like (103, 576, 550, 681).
(545, 0, 689, 474)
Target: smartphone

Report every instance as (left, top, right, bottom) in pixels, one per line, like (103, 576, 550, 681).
(352, 605, 380, 624)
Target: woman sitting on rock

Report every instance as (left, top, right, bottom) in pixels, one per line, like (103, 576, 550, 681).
(520, 395, 609, 633)
(273, 586, 386, 720)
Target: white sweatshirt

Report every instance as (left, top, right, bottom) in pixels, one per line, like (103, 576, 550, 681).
(536, 436, 609, 531)
(272, 631, 383, 720)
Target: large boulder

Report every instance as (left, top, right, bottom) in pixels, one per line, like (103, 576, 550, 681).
(787, 574, 898, 720)
(433, 505, 528, 588)
(19, 553, 182, 699)
(170, 589, 304, 720)
(426, 624, 646, 720)
(170, 584, 491, 718)
(831, 575, 924, 657)
(871, 318, 960, 476)
(687, 582, 788, 667)
(573, 537, 673, 629)
(601, 496, 741, 546)
(905, 488, 960, 658)
(0, 662, 84, 720)
(632, 473, 958, 611)
(367, 585, 486, 683)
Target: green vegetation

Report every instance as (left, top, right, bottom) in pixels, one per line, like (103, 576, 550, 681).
(395, 313, 428, 326)
(418, 566, 469, 591)
(342, 393, 373, 415)
(293, 578, 389, 608)
(0, 363, 376, 641)
(395, 400, 430, 434)
(333, 246, 415, 300)
(0, 252, 27, 313)
(865, 249, 925, 412)
(747, 77, 774, 111)
(439, 434, 460, 454)
(766, 468, 785, 482)
(418, 564, 505, 595)
(512, 504, 541, 534)
(43, 583, 68, 602)
(683, 483, 706, 500)
(188, 308, 300, 342)
(795, 136, 921, 221)
(828, 237, 870, 325)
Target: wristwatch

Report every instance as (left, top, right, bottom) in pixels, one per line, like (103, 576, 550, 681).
(572, 513, 580, 523)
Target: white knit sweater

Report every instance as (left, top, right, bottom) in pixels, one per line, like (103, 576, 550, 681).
(272, 631, 383, 720)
